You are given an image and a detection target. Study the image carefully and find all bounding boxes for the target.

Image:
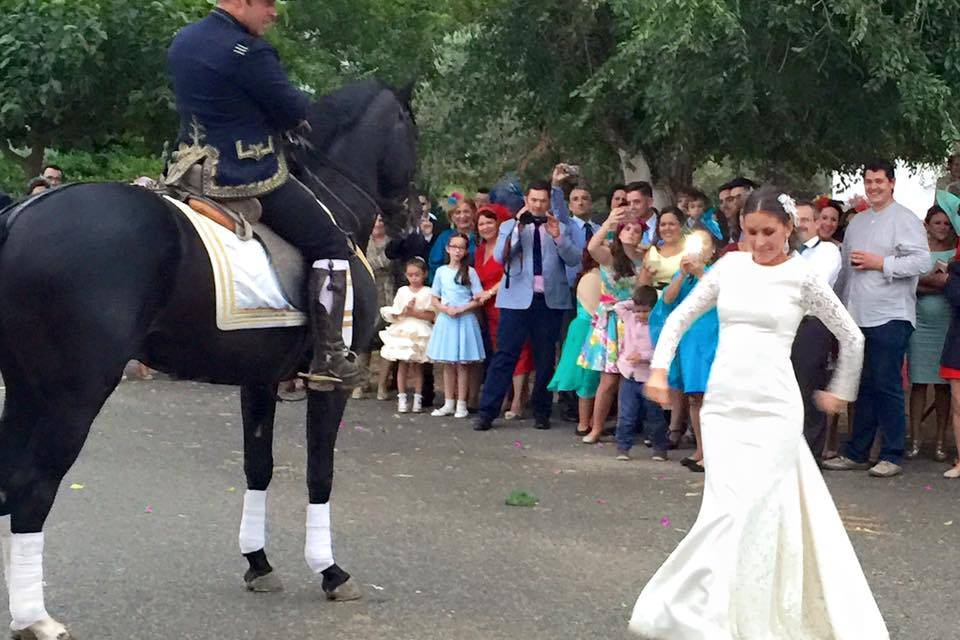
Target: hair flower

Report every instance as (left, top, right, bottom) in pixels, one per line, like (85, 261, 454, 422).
(778, 194, 799, 224)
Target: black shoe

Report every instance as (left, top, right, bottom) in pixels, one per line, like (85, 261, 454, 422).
(534, 419, 551, 430)
(473, 417, 493, 431)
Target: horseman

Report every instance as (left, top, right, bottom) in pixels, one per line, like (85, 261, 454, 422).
(166, 0, 361, 389)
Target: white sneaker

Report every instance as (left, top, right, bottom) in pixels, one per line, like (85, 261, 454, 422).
(868, 460, 902, 478)
(431, 403, 455, 417)
(943, 465, 960, 479)
(454, 401, 469, 418)
(412, 394, 423, 413)
(821, 456, 870, 471)
(397, 393, 409, 413)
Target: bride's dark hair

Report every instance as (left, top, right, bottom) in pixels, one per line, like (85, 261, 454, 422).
(742, 185, 802, 252)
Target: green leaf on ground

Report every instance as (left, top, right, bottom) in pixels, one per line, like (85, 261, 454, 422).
(505, 490, 538, 507)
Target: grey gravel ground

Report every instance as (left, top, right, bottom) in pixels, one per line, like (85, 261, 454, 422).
(0, 378, 957, 639)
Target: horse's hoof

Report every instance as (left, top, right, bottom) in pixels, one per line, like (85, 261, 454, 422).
(245, 570, 284, 593)
(11, 617, 71, 640)
(325, 577, 362, 602)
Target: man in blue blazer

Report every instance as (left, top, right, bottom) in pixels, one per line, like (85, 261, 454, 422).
(475, 180, 582, 430)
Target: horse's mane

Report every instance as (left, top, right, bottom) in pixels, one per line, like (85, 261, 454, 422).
(306, 78, 394, 150)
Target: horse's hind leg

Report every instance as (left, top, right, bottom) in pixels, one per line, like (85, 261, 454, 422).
(4, 374, 116, 640)
(304, 389, 360, 601)
(239, 383, 283, 592)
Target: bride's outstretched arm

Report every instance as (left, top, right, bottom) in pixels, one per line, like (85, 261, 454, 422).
(801, 273, 865, 402)
(650, 263, 722, 371)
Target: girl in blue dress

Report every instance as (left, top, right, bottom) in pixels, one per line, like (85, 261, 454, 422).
(651, 228, 719, 472)
(426, 232, 486, 418)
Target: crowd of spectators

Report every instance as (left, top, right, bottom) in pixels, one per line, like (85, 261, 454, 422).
(361, 153, 960, 481)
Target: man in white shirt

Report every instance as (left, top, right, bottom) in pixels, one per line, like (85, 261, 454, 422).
(824, 160, 930, 478)
(795, 201, 842, 286)
(791, 200, 843, 462)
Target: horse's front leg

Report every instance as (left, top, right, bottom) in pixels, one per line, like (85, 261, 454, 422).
(239, 383, 283, 592)
(305, 388, 361, 601)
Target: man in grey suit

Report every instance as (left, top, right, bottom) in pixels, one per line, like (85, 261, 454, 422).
(475, 180, 582, 431)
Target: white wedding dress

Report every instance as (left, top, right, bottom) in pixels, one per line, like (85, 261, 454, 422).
(629, 252, 889, 639)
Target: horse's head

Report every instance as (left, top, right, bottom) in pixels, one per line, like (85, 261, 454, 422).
(300, 79, 419, 242)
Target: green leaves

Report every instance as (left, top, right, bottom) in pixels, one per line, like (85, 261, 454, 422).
(416, 0, 960, 193)
(0, 0, 208, 176)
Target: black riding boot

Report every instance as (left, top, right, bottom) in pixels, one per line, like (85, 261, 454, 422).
(299, 266, 363, 389)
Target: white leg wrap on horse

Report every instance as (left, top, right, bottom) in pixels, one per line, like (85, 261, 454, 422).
(8, 533, 49, 631)
(304, 503, 334, 574)
(0, 515, 10, 591)
(238, 489, 267, 555)
(311, 259, 353, 346)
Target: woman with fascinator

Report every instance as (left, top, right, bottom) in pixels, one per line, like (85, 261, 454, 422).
(629, 186, 888, 639)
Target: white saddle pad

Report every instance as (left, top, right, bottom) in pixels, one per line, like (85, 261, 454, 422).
(165, 197, 307, 331)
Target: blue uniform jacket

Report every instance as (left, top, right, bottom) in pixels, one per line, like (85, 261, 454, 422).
(167, 8, 311, 198)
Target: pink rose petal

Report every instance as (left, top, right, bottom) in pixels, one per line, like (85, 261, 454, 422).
(144, 506, 153, 514)
(513, 440, 523, 449)
(660, 517, 671, 528)
(596, 498, 607, 505)
(924, 484, 933, 492)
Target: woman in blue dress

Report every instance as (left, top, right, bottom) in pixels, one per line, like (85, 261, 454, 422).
(426, 233, 485, 418)
(651, 228, 719, 472)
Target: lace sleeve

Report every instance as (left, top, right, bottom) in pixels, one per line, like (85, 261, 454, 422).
(801, 273, 864, 401)
(650, 265, 721, 370)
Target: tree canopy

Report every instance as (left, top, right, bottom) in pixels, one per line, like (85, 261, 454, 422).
(0, 0, 209, 179)
(0, 0, 957, 198)
(416, 0, 960, 194)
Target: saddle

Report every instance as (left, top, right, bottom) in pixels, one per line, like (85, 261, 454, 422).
(163, 163, 305, 310)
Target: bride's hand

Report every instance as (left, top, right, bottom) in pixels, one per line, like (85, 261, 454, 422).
(814, 391, 847, 416)
(644, 369, 670, 407)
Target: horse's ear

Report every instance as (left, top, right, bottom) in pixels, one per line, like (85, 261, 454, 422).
(395, 79, 416, 108)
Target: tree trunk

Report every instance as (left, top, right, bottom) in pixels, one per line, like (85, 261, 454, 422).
(22, 144, 44, 179)
(2, 140, 45, 186)
(617, 148, 672, 209)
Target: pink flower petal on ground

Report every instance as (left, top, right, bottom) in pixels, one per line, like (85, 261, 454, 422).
(924, 484, 933, 492)
(144, 506, 153, 514)
(513, 440, 523, 449)
(596, 498, 607, 505)
(660, 517, 671, 528)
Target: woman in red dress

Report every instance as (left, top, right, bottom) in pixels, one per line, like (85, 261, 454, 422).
(474, 206, 534, 419)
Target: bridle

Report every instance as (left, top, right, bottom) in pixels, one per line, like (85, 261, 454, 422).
(288, 121, 412, 243)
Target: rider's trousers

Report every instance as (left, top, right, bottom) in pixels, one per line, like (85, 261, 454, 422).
(258, 177, 352, 262)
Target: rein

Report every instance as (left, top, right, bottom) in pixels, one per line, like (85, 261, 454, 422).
(291, 142, 402, 242)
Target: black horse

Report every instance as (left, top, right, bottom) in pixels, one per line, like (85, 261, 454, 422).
(0, 78, 417, 639)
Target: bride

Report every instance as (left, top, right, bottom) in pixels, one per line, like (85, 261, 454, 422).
(629, 187, 889, 639)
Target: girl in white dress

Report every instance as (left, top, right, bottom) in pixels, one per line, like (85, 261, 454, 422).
(629, 187, 889, 639)
(380, 258, 436, 413)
